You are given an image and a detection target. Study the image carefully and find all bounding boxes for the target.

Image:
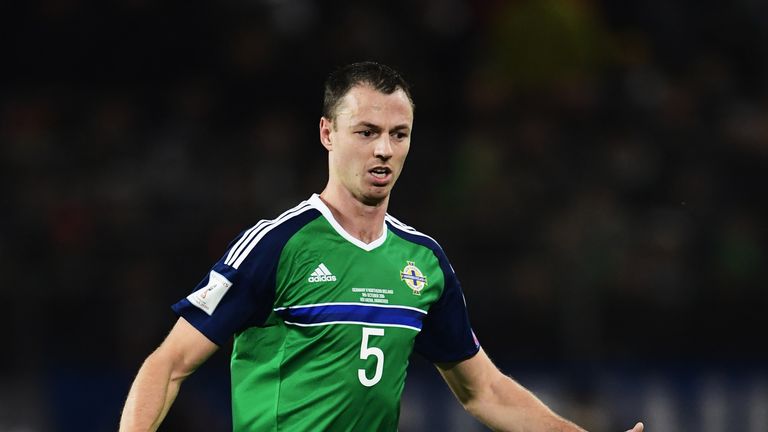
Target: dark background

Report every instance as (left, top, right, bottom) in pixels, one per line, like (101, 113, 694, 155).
(2, 1, 766, 431)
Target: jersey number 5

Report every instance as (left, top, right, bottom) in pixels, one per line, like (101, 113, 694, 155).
(358, 327, 385, 387)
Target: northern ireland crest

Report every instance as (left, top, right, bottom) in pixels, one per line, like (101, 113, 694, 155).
(400, 261, 427, 295)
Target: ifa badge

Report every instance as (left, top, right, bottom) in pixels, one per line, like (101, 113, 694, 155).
(400, 261, 427, 295)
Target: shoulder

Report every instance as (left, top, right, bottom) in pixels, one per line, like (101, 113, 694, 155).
(385, 214, 445, 257)
(224, 199, 321, 269)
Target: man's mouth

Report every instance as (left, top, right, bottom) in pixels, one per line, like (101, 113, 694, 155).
(369, 167, 392, 179)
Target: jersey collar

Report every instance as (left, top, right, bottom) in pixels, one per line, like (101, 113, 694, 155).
(309, 194, 387, 252)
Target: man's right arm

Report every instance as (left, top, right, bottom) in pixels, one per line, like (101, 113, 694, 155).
(119, 317, 219, 432)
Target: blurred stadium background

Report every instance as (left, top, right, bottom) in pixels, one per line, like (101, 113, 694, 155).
(2, 1, 767, 431)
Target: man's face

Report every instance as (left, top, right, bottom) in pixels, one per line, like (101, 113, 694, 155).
(321, 85, 413, 206)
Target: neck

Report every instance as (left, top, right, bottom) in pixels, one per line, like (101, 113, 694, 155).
(319, 186, 389, 244)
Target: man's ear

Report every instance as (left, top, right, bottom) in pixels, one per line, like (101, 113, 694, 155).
(319, 117, 333, 151)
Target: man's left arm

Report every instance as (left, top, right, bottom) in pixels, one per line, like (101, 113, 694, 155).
(436, 348, 644, 432)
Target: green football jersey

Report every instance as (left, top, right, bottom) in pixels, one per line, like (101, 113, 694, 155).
(173, 194, 479, 431)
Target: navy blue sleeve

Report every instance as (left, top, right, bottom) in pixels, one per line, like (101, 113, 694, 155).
(414, 251, 481, 363)
(386, 221, 480, 363)
(172, 207, 319, 346)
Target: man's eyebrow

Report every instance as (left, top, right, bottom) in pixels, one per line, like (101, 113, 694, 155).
(352, 121, 411, 130)
(352, 121, 411, 133)
(353, 121, 382, 131)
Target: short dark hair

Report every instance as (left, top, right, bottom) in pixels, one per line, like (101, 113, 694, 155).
(322, 61, 414, 121)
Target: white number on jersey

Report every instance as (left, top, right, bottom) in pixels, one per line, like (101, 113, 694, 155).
(358, 327, 385, 387)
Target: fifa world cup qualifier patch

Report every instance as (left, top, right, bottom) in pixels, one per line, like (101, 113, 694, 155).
(187, 270, 233, 315)
(400, 261, 427, 295)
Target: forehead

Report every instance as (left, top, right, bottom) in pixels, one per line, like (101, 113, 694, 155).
(335, 85, 413, 126)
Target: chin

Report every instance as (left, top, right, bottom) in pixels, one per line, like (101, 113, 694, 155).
(359, 189, 390, 206)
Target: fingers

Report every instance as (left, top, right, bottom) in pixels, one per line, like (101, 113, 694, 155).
(626, 421, 644, 432)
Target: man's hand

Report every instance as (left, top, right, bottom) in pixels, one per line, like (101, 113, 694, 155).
(626, 422, 644, 432)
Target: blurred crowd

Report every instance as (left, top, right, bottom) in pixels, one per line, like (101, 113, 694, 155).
(2, 1, 767, 431)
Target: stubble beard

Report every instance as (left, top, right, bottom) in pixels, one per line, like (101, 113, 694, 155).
(356, 180, 395, 207)
(358, 188, 390, 207)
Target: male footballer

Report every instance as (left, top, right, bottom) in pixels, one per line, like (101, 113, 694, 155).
(120, 61, 644, 432)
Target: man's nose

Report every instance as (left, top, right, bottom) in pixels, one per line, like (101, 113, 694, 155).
(374, 135, 393, 159)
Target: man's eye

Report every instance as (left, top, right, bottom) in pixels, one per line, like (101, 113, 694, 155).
(358, 130, 373, 137)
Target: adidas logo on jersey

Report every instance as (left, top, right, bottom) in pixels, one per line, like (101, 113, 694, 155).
(308, 263, 337, 283)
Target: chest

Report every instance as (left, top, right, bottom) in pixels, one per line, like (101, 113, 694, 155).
(273, 231, 443, 315)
